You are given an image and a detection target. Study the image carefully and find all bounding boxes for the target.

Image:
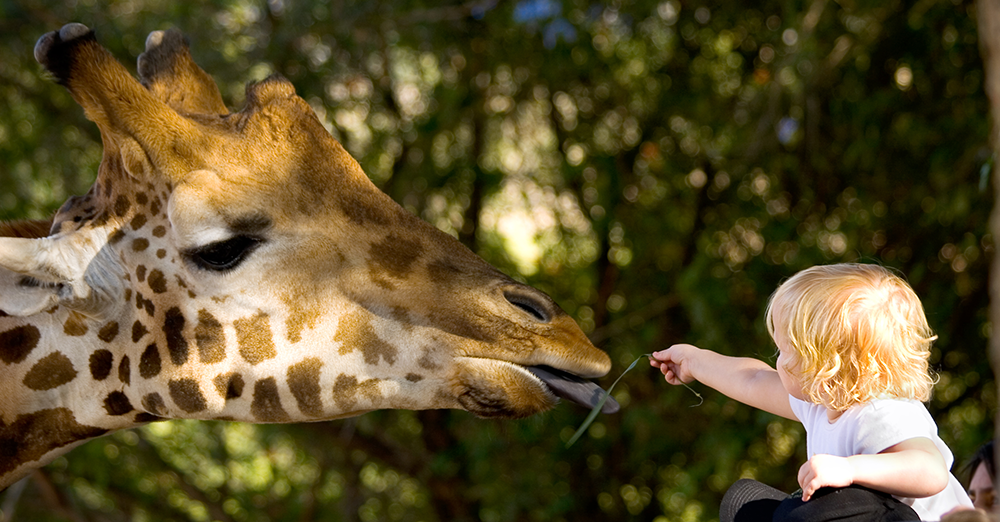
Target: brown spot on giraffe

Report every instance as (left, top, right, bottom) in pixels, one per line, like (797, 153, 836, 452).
(288, 358, 323, 417)
(0, 325, 40, 364)
(390, 306, 412, 326)
(195, 310, 225, 363)
(418, 349, 440, 370)
(135, 191, 148, 206)
(147, 269, 167, 294)
(108, 228, 126, 245)
(89, 349, 113, 380)
(103, 391, 134, 416)
(135, 265, 146, 282)
(284, 296, 320, 344)
(134, 412, 162, 424)
(132, 238, 149, 252)
(23, 352, 77, 390)
(334, 311, 398, 366)
(163, 307, 188, 366)
(131, 320, 148, 343)
(118, 355, 130, 385)
(90, 209, 111, 227)
(331, 374, 383, 411)
(0, 408, 106, 476)
(213, 372, 244, 400)
(135, 293, 155, 317)
(97, 321, 119, 343)
(139, 344, 161, 378)
(341, 195, 394, 226)
(62, 312, 88, 336)
(152, 225, 166, 238)
(251, 377, 290, 422)
(129, 213, 147, 230)
(113, 194, 130, 216)
(234, 311, 276, 365)
(168, 378, 207, 413)
(142, 393, 166, 416)
(369, 234, 424, 280)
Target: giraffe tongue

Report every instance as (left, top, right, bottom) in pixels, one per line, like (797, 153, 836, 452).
(527, 366, 620, 414)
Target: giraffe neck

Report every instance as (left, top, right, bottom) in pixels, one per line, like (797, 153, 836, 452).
(0, 307, 147, 485)
(0, 268, 409, 488)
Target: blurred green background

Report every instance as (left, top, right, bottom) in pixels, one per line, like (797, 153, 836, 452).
(0, 0, 994, 520)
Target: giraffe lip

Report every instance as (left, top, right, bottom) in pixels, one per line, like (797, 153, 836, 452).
(527, 366, 620, 414)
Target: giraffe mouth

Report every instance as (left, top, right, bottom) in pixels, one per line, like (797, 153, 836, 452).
(526, 366, 620, 414)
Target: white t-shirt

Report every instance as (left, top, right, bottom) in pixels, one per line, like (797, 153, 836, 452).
(789, 396, 973, 520)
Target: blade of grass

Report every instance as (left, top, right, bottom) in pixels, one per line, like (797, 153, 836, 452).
(565, 354, 646, 448)
(565, 353, 703, 448)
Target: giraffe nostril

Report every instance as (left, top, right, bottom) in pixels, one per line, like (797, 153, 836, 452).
(504, 290, 552, 323)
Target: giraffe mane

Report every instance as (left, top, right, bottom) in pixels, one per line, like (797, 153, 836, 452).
(0, 219, 53, 239)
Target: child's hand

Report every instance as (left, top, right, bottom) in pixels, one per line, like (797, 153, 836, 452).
(798, 454, 854, 501)
(649, 344, 700, 385)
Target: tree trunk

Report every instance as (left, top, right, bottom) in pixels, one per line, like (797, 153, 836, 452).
(977, 0, 1000, 505)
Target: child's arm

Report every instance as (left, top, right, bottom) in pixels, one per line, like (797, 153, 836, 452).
(797, 437, 949, 501)
(650, 344, 796, 420)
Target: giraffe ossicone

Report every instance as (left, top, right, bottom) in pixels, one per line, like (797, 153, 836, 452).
(0, 24, 614, 489)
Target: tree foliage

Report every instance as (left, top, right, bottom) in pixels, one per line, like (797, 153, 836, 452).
(0, 1, 993, 520)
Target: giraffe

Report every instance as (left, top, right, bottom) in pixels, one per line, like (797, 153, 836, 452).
(0, 24, 615, 490)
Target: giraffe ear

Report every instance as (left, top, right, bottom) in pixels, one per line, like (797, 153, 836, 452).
(0, 232, 121, 316)
(0, 266, 60, 316)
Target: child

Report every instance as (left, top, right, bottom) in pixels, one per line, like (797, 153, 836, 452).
(650, 263, 973, 521)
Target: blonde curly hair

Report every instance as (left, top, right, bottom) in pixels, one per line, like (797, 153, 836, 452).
(765, 263, 936, 411)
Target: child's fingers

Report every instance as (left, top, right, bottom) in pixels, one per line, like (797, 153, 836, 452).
(800, 477, 824, 502)
(648, 360, 678, 383)
(650, 347, 697, 385)
(798, 461, 817, 501)
(798, 455, 852, 503)
(662, 366, 685, 385)
(799, 474, 815, 501)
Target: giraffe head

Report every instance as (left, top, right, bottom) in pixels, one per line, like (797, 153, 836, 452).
(0, 24, 613, 486)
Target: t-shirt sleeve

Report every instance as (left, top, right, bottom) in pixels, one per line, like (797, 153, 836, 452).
(853, 400, 935, 455)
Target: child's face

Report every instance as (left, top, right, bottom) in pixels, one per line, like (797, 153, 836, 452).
(776, 347, 806, 401)
(772, 316, 807, 401)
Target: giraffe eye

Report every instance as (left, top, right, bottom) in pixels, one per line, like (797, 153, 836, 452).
(504, 290, 552, 323)
(187, 235, 262, 271)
